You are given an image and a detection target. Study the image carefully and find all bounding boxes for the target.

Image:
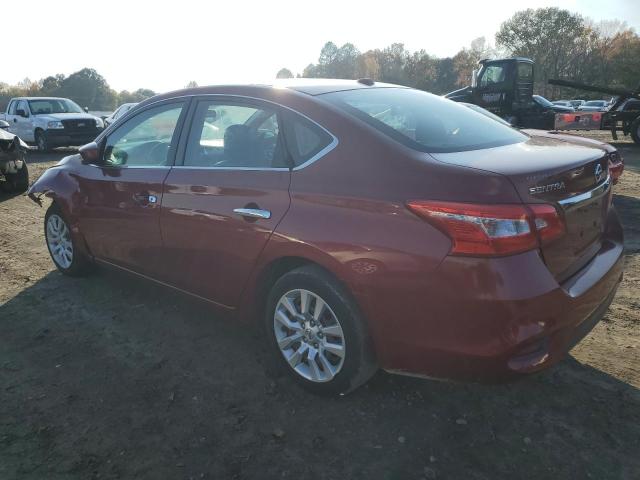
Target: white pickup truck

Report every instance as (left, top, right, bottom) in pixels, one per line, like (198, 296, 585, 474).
(0, 97, 104, 151)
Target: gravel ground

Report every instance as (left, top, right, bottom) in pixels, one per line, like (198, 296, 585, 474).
(1, 135, 639, 480)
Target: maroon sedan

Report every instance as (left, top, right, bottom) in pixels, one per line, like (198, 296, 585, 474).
(28, 80, 624, 394)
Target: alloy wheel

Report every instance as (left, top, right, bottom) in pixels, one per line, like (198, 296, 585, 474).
(273, 289, 346, 382)
(46, 214, 73, 269)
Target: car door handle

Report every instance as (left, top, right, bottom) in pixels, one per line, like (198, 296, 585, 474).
(233, 208, 271, 219)
(133, 192, 157, 206)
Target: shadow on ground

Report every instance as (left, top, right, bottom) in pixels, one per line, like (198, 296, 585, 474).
(1, 267, 639, 480)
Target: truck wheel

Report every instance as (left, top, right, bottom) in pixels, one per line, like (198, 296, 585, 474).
(631, 117, 640, 145)
(4, 162, 29, 193)
(44, 203, 93, 276)
(35, 130, 49, 152)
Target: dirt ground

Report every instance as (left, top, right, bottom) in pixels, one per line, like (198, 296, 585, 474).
(1, 133, 639, 480)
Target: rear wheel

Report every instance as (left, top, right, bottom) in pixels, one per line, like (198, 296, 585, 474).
(265, 265, 377, 395)
(45, 204, 92, 276)
(631, 117, 640, 145)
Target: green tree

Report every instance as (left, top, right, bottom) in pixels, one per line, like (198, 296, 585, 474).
(56, 68, 117, 110)
(276, 68, 294, 79)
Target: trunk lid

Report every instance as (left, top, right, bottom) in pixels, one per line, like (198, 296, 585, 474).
(430, 135, 611, 281)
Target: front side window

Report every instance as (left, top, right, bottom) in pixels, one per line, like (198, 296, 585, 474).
(103, 102, 184, 167)
(480, 65, 506, 87)
(16, 101, 29, 116)
(323, 88, 526, 153)
(184, 101, 284, 168)
(29, 99, 83, 115)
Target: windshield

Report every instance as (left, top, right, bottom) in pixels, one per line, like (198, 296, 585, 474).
(585, 101, 605, 107)
(533, 95, 554, 107)
(322, 88, 526, 153)
(29, 99, 83, 115)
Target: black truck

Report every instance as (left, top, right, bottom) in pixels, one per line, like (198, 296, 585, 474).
(445, 58, 558, 128)
(446, 57, 640, 145)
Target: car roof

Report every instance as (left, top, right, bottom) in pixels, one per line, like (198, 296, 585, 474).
(147, 79, 406, 103)
(13, 97, 72, 101)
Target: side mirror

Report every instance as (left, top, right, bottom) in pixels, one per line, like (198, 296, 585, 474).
(471, 69, 478, 88)
(84, 107, 89, 113)
(0, 120, 9, 130)
(79, 141, 101, 164)
(16, 109, 28, 118)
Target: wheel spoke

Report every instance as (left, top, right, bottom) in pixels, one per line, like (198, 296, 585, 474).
(275, 310, 302, 331)
(277, 332, 302, 350)
(281, 296, 299, 317)
(286, 343, 308, 369)
(299, 290, 310, 314)
(313, 297, 326, 320)
(307, 348, 322, 381)
(322, 340, 345, 358)
(317, 351, 336, 379)
(321, 324, 342, 337)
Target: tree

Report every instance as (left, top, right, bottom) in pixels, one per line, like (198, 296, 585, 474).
(185, 81, 198, 88)
(496, 8, 592, 97)
(55, 68, 117, 110)
(276, 68, 294, 79)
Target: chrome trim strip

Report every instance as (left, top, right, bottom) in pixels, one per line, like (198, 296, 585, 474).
(558, 175, 611, 209)
(88, 164, 172, 170)
(172, 166, 289, 172)
(233, 208, 271, 219)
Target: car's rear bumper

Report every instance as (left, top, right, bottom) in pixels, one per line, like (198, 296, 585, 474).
(44, 129, 102, 148)
(367, 209, 625, 383)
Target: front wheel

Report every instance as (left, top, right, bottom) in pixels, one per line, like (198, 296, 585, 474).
(265, 265, 377, 395)
(3, 162, 29, 193)
(45, 204, 92, 276)
(35, 130, 50, 152)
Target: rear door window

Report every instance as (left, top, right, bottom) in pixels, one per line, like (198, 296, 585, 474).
(184, 100, 285, 169)
(283, 112, 334, 168)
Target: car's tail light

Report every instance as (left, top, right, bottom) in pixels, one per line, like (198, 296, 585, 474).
(608, 152, 624, 184)
(406, 201, 565, 256)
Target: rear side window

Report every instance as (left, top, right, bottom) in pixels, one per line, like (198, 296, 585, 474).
(323, 88, 526, 153)
(283, 112, 334, 167)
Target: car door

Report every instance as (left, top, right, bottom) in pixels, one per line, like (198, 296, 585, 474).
(76, 99, 188, 277)
(5, 100, 17, 134)
(13, 100, 32, 140)
(159, 97, 292, 308)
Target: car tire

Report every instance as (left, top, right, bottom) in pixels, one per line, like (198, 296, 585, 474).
(44, 203, 92, 276)
(631, 117, 640, 145)
(265, 265, 377, 395)
(3, 162, 29, 193)
(35, 130, 50, 152)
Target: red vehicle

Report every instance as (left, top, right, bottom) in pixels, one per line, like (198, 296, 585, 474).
(28, 80, 624, 394)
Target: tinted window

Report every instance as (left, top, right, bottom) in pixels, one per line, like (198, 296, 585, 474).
(29, 99, 83, 114)
(284, 112, 334, 167)
(184, 101, 284, 168)
(104, 102, 184, 167)
(480, 65, 506, 86)
(517, 63, 533, 80)
(323, 88, 526, 153)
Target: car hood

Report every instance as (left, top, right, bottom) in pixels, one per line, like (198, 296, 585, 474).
(34, 112, 99, 122)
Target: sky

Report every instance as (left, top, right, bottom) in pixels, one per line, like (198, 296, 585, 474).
(4, 0, 639, 93)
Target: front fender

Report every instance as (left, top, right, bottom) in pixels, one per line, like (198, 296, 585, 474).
(27, 166, 78, 218)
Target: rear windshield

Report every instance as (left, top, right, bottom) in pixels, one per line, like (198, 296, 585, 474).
(322, 88, 526, 153)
